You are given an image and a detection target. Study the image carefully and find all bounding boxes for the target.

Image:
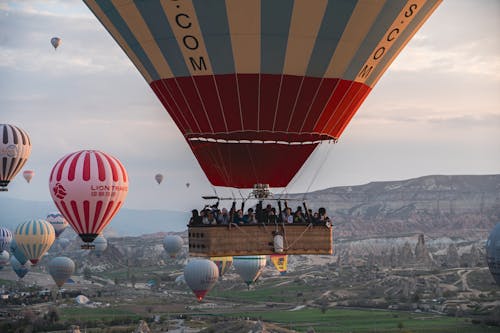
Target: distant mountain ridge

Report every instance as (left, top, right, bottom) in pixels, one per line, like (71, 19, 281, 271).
(0, 196, 189, 236)
(291, 174, 500, 240)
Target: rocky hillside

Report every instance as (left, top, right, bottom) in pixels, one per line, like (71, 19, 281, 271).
(291, 175, 500, 240)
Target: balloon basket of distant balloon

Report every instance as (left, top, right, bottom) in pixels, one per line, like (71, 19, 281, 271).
(81, 243, 96, 250)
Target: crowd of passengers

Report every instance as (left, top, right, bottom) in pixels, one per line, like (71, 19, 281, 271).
(188, 201, 332, 226)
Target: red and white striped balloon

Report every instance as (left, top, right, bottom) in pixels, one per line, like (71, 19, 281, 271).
(49, 150, 128, 244)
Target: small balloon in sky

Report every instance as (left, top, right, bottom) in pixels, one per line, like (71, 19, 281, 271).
(51, 37, 61, 50)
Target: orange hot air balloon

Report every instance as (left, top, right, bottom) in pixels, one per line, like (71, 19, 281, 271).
(83, 0, 441, 189)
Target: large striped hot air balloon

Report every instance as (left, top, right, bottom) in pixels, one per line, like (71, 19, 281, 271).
(0, 124, 32, 191)
(210, 256, 233, 278)
(233, 255, 267, 286)
(46, 212, 69, 238)
(163, 235, 184, 258)
(83, 0, 441, 188)
(14, 220, 55, 265)
(49, 256, 75, 288)
(48, 150, 128, 245)
(486, 223, 500, 286)
(184, 259, 219, 301)
(0, 227, 13, 253)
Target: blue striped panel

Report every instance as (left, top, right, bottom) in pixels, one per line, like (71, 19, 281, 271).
(193, 0, 235, 75)
(35, 244, 42, 258)
(261, 0, 294, 74)
(32, 220, 37, 236)
(365, 0, 440, 86)
(343, 1, 407, 81)
(94, 1, 160, 81)
(134, 1, 190, 77)
(306, 0, 358, 78)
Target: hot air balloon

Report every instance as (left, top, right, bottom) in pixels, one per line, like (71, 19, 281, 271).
(48, 150, 128, 247)
(92, 234, 107, 257)
(83, 0, 441, 189)
(10, 256, 29, 279)
(46, 212, 69, 238)
(486, 223, 500, 286)
(48, 256, 75, 288)
(51, 37, 61, 50)
(14, 219, 56, 265)
(0, 227, 13, 253)
(0, 250, 9, 269)
(270, 254, 288, 275)
(0, 124, 32, 191)
(184, 259, 219, 302)
(233, 255, 266, 287)
(155, 173, 164, 184)
(186, 183, 190, 188)
(9, 238, 28, 265)
(23, 170, 34, 183)
(210, 256, 233, 278)
(163, 235, 183, 258)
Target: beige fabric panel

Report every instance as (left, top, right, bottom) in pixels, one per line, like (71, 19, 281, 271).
(283, 0, 328, 76)
(325, 0, 386, 78)
(225, 0, 260, 73)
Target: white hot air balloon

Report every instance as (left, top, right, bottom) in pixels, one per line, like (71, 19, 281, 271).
(46, 212, 69, 238)
(155, 173, 164, 184)
(51, 37, 61, 50)
(163, 235, 183, 258)
(0, 250, 9, 268)
(184, 259, 219, 302)
(92, 234, 107, 257)
(23, 170, 34, 183)
(233, 255, 267, 287)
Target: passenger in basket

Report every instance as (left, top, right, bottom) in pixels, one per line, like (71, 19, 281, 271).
(318, 207, 331, 226)
(189, 209, 202, 225)
(205, 210, 217, 225)
(247, 211, 258, 224)
(282, 207, 294, 224)
(234, 209, 245, 225)
(217, 207, 231, 225)
(294, 208, 307, 224)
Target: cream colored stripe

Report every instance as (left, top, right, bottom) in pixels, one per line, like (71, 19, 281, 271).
(112, 0, 173, 78)
(325, 0, 386, 78)
(225, 0, 260, 73)
(356, 0, 428, 84)
(366, 0, 442, 87)
(160, 0, 212, 76)
(84, 0, 152, 83)
(284, 0, 327, 76)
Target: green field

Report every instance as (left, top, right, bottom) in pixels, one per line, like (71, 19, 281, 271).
(219, 308, 500, 333)
(59, 307, 140, 322)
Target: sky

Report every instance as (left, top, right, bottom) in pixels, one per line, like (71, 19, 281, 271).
(1, 0, 499, 212)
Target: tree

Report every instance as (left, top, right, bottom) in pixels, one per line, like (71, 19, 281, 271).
(83, 267, 92, 280)
(131, 274, 137, 288)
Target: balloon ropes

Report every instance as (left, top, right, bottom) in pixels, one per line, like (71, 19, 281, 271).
(0, 124, 32, 191)
(49, 150, 128, 248)
(83, 0, 441, 189)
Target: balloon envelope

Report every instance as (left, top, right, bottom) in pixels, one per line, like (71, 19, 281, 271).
(9, 239, 28, 265)
(10, 256, 29, 279)
(83, 1, 442, 188)
(210, 256, 233, 277)
(163, 235, 183, 258)
(155, 173, 164, 184)
(23, 170, 34, 183)
(49, 150, 128, 244)
(48, 256, 75, 288)
(0, 124, 32, 191)
(46, 212, 69, 238)
(233, 255, 266, 286)
(92, 234, 107, 256)
(184, 259, 219, 301)
(486, 223, 500, 286)
(0, 227, 13, 253)
(14, 219, 56, 265)
(270, 254, 288, 275)
(51, 37, 61, 49)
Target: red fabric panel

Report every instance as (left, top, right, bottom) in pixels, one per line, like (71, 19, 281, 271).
(322, 82, 365, 134)
(188, 140, 318, 188)
(259, 75, 282, 131)
(273, 75, 303, 131)
(332, 85, 372, 137)
(301, 78, 340, 132)
(215, 74, 242, 132)
(287, 76, 322, 132)
(193, 76, 226, 133)
(176, 77, 213, 133)
(312, 79, 350, 132)
(237, 74, 259, 130)
(163, 79, 202, 133)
